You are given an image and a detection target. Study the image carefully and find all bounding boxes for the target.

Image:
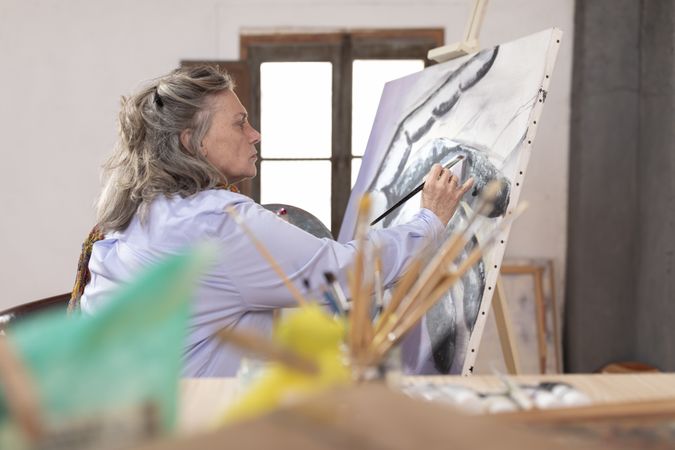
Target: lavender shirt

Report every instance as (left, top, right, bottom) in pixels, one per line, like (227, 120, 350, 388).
(81, 189, 444, 377)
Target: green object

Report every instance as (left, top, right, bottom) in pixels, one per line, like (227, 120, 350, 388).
(0, 243, 215, 446)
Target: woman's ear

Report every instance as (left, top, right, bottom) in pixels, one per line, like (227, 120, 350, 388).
(180, 129, 207, 156)
(179, 129, 193, 153)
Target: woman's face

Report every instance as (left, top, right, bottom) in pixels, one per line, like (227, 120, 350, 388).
(200, 90, 261, 184)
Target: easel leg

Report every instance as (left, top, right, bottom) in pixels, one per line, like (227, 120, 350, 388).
(547, 260, 562, 373)
(492, 277, 521, 375)
(533, 268, 548, 374)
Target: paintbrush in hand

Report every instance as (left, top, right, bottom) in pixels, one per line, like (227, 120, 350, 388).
(370, 155, 464, 226)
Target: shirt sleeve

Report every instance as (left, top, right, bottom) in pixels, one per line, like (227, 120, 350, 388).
(212, 198, 445, 310)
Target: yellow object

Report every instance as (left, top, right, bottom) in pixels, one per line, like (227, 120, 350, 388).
(220, 305, 351, 424)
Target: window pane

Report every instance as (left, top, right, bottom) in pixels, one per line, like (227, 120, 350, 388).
(351, 157, 362, 188)
(260, 160, 332, 229)
(352, 60, 424, 156)
(260, 62, 332, 158)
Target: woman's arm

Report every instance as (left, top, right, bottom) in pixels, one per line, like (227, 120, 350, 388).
(208, 164, 472, 310)
(219, 200, 444, 310)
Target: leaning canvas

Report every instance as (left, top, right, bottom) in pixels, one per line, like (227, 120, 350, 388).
(339, 29, 562, 375)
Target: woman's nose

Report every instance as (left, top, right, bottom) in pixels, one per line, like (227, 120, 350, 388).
(248, 125, 261, 144)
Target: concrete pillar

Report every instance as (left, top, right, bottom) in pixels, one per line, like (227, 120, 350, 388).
(567, 0, 675, 372)
(635, 0, 675, 370)
(565, 0, 641, 372)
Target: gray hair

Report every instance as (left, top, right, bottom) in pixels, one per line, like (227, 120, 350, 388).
(97, 65, 234, 232)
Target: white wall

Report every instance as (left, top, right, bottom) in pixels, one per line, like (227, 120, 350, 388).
(0, 0, 573, 310)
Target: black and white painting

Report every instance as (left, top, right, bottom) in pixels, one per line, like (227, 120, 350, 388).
(339, 29, 562, 375)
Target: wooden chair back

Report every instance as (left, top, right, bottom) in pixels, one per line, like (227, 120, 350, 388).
(0, 293, 70, 334)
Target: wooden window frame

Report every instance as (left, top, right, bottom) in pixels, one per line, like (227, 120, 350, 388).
(243, 29, 443, 236)
(186, 28, 444, 236)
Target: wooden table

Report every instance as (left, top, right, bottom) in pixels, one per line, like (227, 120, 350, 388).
(179, 378, 239, 433)
(178, 373, 675, 433)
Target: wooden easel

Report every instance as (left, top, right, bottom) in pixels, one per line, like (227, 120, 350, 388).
(501, 261, 562, 374)
(491, 278, 521, 374)
(427, 0, 522, 376)
(428, 0, 489, 63)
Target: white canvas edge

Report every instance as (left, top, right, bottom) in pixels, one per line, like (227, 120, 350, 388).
(460, 28, 564, 376)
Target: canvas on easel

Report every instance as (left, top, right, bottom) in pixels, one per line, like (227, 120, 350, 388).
(339, 28, 562, 375)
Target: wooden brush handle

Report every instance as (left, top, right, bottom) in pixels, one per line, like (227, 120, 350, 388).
(0, 337, 43, 441)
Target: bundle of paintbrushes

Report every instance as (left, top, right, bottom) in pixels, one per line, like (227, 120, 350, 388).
(224, 183, 527, 386)
(346, 181, 527, 377)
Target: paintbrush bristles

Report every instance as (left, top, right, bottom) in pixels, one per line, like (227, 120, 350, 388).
(403, 179, 506, 309)
(407, 179, 504, 296)
(478, 180, 503, 213)
(376, 274, 459, 357)
(373, 230, 467, 345)
(348, 194, 373, 363)
(369, 186, 522, 364)
(455, 201, 529, 277)
(226, 207, 307, 307)
(375, 258, 423, 334)
(374, 201, 530, 358)
(373, 250, 384, 310)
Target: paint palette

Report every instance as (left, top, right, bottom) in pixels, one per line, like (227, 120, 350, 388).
(263, 203, 333, 239)
(399, 380, 590, 414)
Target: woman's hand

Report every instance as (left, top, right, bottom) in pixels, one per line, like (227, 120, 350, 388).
(421, 164, 474, 226)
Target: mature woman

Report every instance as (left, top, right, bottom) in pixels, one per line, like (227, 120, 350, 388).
(73, 65, 473, 377)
